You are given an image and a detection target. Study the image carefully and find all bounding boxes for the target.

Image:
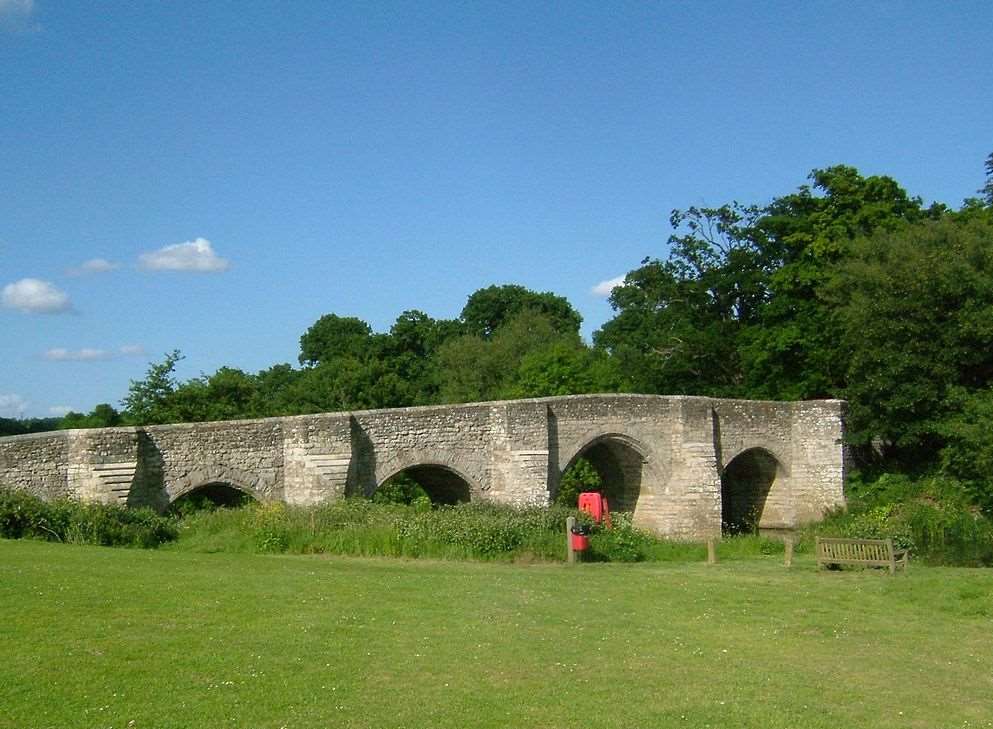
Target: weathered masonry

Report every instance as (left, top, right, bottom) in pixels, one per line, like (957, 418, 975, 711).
(0, 394, 847, 538)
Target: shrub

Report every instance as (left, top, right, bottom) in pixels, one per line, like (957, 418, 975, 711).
(0, 488, 177, 548)
(587, 512, 656, 562)
(812, 473, 993, 566)
(555, 458, 602, 507)
(372, 473, 431, 506)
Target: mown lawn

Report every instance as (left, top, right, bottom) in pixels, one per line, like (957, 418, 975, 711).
(1, 540, 991, 729)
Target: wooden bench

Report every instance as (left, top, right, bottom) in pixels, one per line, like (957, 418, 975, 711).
(816, 537, 908, 574)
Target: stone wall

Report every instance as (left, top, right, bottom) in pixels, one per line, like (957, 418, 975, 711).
(0, 431, 70, 499)
(0, 394, 847, 538)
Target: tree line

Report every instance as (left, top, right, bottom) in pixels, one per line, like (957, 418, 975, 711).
(22, 153, 993, 513)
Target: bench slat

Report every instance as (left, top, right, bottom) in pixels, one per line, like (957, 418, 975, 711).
(816, 537, 908, 573)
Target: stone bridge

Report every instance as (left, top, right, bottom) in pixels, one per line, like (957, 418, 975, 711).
(0, 394, 847, 538)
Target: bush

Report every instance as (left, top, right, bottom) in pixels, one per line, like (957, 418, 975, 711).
(555, 458, 602, 507)
(0, 488, 177, 548)
(587, 512, 657, 562)
(372, 473, 432, 507)
(812, 474, 993, 566)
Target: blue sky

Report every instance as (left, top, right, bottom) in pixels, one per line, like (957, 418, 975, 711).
(1, 1, 991, 418)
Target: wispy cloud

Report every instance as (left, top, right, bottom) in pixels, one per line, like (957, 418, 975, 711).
(0, 393, 28, 418)
(44, 348, 113, 362)
(43, 344, 147, 362)
(67, 258, 120, 276)
(119, 344, 146, 357)
(2, 278, 71, 314)
(139, 238, 230, 272)
(48, 405, 74, 417)
(0, 0, 38, 32)
(591, 275, 626, 298)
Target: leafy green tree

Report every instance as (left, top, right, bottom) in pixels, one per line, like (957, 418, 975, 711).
(938, 387, 993, 513)
(299, 314, 374, 366)
(0, 417, 60, 436)
(595, 165, 936, 401)
(511, 340, 626, 398)
(250, 363, 304, 417)
(742, 166, 935, 400)
(378, 310, 461, 405)
(58, 403, 122, 429)
(982, 152, 993, 207)
(595, 202, 769, 396)
(121, 350, 184, 425)
(437, 310, 576, 403)
(460, 284, 582, 339)
(165, 368, 261, 422)
(834, 217, 993, 460)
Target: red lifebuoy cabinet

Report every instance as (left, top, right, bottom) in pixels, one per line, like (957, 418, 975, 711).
(578, 492, 612, 528)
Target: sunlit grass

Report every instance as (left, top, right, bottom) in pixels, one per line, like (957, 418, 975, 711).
(1, 539, 991, 728)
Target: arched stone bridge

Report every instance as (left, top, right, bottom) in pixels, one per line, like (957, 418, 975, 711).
(0, 394, 847, 538)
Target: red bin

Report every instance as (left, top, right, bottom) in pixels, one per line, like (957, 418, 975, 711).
(570, 532, 590, 551)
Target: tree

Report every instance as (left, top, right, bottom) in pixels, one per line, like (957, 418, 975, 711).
(595, 202, 770, 396)
(299, 314, 374, 366)
(58, 403, 122, 429)
(122, 350, 184, 425)
(460, 284, 582, 339)
(0, 417, 59, 436)
(378, 310, 461, 405)
(834, 217, 993, 460)
(595, 165, 936, 401)
(437, 310, 581, 403)
(982, 152, 993, 207)
(742, 165, 935, 400)
(511, 340, 625, 398)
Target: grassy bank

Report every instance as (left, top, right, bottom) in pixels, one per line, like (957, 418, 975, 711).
(1, 539, 991, 729)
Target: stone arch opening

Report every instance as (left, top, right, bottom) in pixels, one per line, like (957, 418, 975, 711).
(170, 482, 256, 513)
(376, 464, 472, 506)
(720, 448, 783, 535)
(562, 435, 646, 512)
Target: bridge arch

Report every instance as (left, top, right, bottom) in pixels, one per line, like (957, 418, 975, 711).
(720, 447, 788, 534)
(372, 450, 483, 504)
(166, 464, 269, 505)
(170, 481, 257, 511)
(376, 462, 474, 505)
(559, 432, 652, 513)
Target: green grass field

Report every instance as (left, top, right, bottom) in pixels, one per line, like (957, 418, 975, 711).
(1, 540, 991, 729)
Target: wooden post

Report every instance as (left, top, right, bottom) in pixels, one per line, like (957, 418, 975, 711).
(566, 516, 576, 564)
(707, 538, 717, 565)
(784, 536, 794, 568)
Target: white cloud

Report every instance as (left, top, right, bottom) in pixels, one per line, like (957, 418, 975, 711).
(0, 393, 28, 418)
(139, 238, 230, 272)
(44, 347, 113, 362)
(0, 0, 33, 14)
(67, 258, 120, 276)
(2, 278, 71, 313)
(43, 344, 146, 362)
(49, 405, 74, 417)
(0, 0, 37, 31)
(591, 275, 626, 297)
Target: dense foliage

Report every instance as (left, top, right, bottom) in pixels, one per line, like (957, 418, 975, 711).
(0, 488, 177, 547)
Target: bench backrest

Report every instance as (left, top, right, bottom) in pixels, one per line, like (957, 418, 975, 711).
(817, 537, 893, 562)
